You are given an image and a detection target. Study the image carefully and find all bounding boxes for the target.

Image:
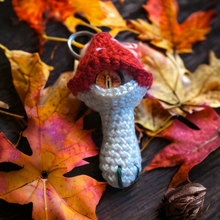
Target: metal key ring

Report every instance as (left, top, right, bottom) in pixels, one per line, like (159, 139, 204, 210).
(68, 31, 95, 60)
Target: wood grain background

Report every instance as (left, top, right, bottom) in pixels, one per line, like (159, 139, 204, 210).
(0, 0, 219, 219)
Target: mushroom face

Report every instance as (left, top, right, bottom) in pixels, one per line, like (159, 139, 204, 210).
(67, 32, 153, 188)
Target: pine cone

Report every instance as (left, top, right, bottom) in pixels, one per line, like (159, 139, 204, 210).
(161, 183, 207, 220)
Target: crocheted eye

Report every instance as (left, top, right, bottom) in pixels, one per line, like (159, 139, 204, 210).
(95, 70, 124, 89)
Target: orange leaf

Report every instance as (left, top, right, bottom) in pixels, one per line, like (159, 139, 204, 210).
(12, 0, 74, 52)
(129, 0, 215, 53)
(0, 46, 107, 219)
(12, 0, 130, 50)
(12, 0, 104, 50)
(64, 1, 134, 38)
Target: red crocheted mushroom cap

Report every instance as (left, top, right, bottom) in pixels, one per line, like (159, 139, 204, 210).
(67, 32, 153, 96)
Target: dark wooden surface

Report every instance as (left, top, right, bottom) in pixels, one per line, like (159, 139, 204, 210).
(0, 0, 220, 219)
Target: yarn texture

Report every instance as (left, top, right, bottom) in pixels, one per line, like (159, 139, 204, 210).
(78, 81, 147, 188)
(67, 32, 153, 96)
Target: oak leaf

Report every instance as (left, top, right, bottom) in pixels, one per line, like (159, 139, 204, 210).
(0, 46, 107, 219)
(138, 43, 220, 115)
(145, 107, 220, 188)
(128, 0, 214, 53)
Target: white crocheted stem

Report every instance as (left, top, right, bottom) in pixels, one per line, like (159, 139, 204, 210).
(77, 81, 147, 188)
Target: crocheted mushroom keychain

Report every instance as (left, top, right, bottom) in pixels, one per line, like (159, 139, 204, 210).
(67, 31, 153, 188)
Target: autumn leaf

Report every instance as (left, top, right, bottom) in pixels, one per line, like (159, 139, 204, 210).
(13, 0, 133, 49)
(64, 1, 132, 38)
(0, 46, 107, 219)
(145, 107, 220, 188)
(134, 95, 173, 136)
(128, 0, 214, 53)
(137, 42, 190, 116)
(183, 51, 220, 112)
(1, 44, 48, 118)
(138, 42, 220, 115)
(0, 44, 53, 109)
(12, 0, 105, 51)
(12, 0, 104, 34)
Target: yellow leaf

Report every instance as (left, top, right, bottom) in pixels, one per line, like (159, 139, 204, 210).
(184, 51, 220, 111)
(0, 44, 53, 109)
(140, 42, 220, 115)
(92, 1, 126, 27)
(64, 1, 130, 38)
(135, 97, 173, 136)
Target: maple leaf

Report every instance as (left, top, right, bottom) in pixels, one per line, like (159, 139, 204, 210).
(145, 107, 220, 188)
(128, 0, 214, 53)
(0, 46, 107, 219)
(137, 43, 220, 116)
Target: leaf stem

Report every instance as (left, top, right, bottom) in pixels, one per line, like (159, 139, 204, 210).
(0, 109, 24, 118)
(42, 179, 48, 220)
(141, 136, 154, 152)
(42, 34, 84, 48)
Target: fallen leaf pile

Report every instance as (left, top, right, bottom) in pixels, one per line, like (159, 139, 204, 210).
(0, 0, 220, 218)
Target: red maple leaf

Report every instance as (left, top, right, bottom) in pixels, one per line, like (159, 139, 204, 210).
(145, 107, 220, 188)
